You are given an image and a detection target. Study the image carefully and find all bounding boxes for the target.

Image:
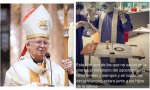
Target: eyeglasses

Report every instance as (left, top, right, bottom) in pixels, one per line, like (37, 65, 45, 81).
(30, 40, 49, 47)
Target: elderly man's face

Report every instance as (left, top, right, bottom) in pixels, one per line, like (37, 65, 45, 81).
(26, 37, 49, 61)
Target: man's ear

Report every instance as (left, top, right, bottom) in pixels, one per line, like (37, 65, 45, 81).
(26, 41, 30, 49)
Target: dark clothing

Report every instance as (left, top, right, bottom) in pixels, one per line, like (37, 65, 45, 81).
(76, 14, 88, 74)
(90, 11, 133, 85)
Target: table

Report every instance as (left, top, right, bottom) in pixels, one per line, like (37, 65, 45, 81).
(133, 27, 150, 33)
(80, 43, 145, 77)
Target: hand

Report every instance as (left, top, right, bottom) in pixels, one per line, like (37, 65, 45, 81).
(76, 21, 86, 28)
(62, 59, 74, 75)
(119, 9, 126, 17)
(86, 23, 98, 34)
(119, 9, 127, 24)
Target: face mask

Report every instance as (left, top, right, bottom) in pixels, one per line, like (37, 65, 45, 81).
(76, 8, 82, 15)
(95, 9, 101, 15)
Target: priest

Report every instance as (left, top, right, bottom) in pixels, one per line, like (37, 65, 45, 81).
(4, 5, 73, 87)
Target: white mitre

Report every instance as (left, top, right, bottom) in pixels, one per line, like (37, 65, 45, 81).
(22, 5, 52, 39)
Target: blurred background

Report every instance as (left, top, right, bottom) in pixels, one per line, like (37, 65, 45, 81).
(0, 4, 74, 86)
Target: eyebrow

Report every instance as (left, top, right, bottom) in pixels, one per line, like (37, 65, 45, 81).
(31, 38, 48, 41)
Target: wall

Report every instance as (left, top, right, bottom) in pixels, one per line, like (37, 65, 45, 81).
(128, 11, 149, 37)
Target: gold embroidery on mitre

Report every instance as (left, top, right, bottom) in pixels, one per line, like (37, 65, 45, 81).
(38, 19, 48, 30)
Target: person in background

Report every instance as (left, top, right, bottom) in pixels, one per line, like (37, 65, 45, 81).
(86, 2, 133, 85)
(76, 2, 89, 74)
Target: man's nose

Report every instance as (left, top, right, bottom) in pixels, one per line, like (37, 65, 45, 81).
(40, 42, 45, 47)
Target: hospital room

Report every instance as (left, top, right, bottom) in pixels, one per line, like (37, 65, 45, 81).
(76, 2, 149, 88)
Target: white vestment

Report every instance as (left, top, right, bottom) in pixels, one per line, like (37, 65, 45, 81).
(4, 53, 73, 87)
